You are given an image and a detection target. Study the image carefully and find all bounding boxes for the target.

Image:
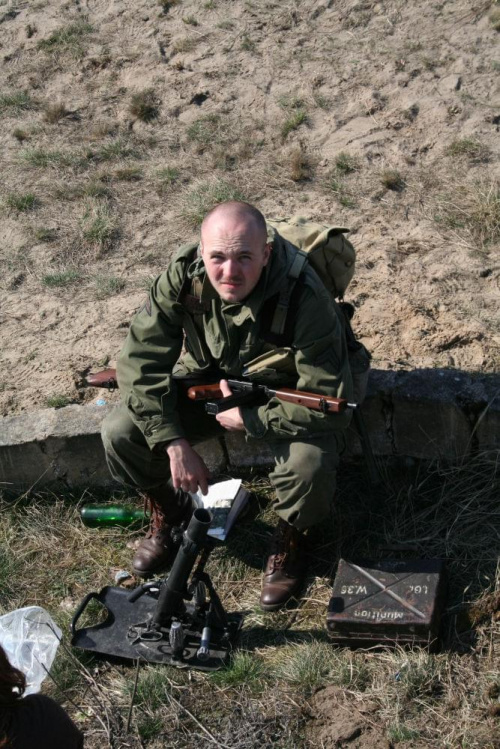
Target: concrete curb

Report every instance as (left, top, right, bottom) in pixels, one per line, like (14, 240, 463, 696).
(1, 369, 498, 491)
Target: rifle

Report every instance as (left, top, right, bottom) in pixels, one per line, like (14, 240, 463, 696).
(187, 380, 356, 415)
(85, 369, 357, 414)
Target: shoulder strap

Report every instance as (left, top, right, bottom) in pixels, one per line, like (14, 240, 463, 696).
(176, 248, 213, 368)
(269, 248, 308, 337)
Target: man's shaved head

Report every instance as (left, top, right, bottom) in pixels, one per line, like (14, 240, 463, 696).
(200, 201, 271, 303)
(201, 201, 267, 246)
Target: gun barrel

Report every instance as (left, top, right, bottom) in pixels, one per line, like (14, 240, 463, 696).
(152, 508, 212, 627)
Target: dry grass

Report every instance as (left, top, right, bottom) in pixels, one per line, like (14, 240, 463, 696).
(433, 179, 500, 251)
(446, 138, 491, 162)
(0, 454, 498, 748)
(0, 90, 37, 114)
(380, 168, 405, 191)
(79, 200, 118, 255)
(177, 177, 247, 229)
(43, 102, 69, 124)
(37, 20, 93, 59)
(288, 146, 313, 181)
(129, 90, 159, 123)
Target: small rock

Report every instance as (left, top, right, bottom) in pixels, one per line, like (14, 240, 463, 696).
(114, 569, 133, 585)
(438, 74, 462, 93)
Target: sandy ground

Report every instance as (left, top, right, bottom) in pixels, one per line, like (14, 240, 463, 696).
(0, 0, 499, 417)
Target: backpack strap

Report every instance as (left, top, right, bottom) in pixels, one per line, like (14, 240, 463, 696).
(176, 249, 213, 368)
(269, 248, 308, 337)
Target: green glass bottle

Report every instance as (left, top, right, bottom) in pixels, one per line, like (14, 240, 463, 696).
(80, 504, 147, 528)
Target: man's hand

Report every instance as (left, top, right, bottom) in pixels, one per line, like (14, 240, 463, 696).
(215, 379, 245, 431)
(166, 438, 211, 495)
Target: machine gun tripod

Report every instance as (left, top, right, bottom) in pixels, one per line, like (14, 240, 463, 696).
(71, 509, 243, 671)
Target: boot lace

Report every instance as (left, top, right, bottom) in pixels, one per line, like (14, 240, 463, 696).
(269, 522, 297, 571)
(143, 496, 167, 539)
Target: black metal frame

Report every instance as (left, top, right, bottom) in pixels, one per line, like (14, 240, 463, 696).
(71, 509, 243, 671)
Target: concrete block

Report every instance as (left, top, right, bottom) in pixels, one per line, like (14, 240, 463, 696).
(195, 438, 227, 474)
(0, 405, 114, 490)
(0, 404, 227, 491)
(391, 370, 472, 459)
(225, 432, 275, 468)
(1, 370, 500, 491)
(345, 387, 395, 458)
(471, 375, 500, 451)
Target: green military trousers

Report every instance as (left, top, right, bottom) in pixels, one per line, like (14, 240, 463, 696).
(101, 392, 341, 532)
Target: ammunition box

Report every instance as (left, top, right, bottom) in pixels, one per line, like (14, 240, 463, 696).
(327, 558, 446, 649)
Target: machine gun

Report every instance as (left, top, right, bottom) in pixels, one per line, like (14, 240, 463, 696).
(71, 509, 242, 671)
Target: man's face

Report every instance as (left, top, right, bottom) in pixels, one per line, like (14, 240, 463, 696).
(200, 222, 271, 303)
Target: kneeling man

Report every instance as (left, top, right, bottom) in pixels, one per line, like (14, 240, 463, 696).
(102, 201, 352, 611)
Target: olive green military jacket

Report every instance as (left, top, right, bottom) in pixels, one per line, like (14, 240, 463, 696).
(117, 234, 353, 450)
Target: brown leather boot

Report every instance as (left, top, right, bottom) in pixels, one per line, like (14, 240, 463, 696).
(132, 485, 193, 578)
(260, 519, 308, 612)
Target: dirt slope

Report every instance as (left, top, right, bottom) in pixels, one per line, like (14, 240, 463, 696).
(0, 0, 499, 415)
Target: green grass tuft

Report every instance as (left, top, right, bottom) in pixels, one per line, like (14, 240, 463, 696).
(281, 109, 307, 140)
(446, 138, 490, 162)
(180, 179, 245, 228)
(37, 20, 93, 59)
(241, 34, 256, 52)
(6, 192, 39, 212)
(20, 148, 80, 169)
(388, 724, 421, 743)
(327, 175, 357, 208)
(273, 641, 334, 693)
(87, 140, 139, 164)
(83, 181, 113, 199)
(186, 114, 221, 146)
(278, 94, 305, 110)
(158, 0, 179, 12)
(94, 275, 126, 299)
(335, 151, 360, 175)
(42, 270, 81, 287)
(157, 167, 180, 194)
(211, 651, 265, 691)
(46, 394, 72, 408)
(137, 716, 163, 742)
(80, 202, 117, 253)
(0, 91, 36, 114)
(34, 227, 57, 242)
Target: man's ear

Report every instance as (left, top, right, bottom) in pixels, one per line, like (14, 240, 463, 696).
(263, 242, 272, 265)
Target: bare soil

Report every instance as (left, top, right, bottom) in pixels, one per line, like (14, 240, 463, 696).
(1, 0, 499, 416)
(306, 686, 392, 748)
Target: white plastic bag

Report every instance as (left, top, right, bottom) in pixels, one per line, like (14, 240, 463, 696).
(0, 606, 62, 695)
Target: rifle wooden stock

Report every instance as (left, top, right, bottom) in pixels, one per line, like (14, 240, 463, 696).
(187, 383, 224, 400)
(86, 368, 118, 389)
(188, 381, 355, 414)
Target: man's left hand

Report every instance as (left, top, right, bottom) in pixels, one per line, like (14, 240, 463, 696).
(215, 379, 245, 431)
